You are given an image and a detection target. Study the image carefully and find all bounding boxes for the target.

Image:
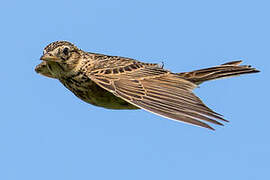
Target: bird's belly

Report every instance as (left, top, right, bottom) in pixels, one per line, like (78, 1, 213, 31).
(60, 77, 139, 110)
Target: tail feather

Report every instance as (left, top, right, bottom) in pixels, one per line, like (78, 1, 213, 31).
(177, 60, 260, 85)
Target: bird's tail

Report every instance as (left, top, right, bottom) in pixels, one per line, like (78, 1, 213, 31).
(177, 60, 260, 85)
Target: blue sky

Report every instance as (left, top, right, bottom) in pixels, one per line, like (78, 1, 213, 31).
(0, 0, 269, 179)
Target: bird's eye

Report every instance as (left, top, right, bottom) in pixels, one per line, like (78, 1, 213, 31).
(63, 47, 69, 56)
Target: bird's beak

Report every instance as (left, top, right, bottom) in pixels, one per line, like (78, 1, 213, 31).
(40, 53, 61, 63)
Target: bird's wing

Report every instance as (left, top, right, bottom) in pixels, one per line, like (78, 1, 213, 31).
(87, 59, 227, 130)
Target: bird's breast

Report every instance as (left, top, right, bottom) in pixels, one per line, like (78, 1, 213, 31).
(59, 75, 138, 110)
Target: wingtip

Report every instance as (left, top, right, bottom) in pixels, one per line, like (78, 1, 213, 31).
(208, 126, 215, 131)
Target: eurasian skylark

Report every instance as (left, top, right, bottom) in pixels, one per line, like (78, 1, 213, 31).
(35, 41, 259, 130)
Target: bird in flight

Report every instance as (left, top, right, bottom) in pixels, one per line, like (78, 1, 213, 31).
(35, 41, 259, 130)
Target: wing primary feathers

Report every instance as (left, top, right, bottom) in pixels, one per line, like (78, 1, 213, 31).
(142, 96, 224, 126)
(132, 99, 216, 130)
(143, 92, 227, 122)
(145, 87, 224, 117)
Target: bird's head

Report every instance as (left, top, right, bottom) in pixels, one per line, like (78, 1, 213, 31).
(40, 41, 80, 63)
(38, 41, 82, 77)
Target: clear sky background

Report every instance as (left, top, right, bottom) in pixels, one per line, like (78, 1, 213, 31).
(0, 0, 269, 179)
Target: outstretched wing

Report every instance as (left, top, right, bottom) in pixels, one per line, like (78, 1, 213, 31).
(86, 58, 227, 130)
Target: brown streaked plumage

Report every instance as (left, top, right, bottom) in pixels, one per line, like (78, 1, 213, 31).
(35, 41, 260, 130)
